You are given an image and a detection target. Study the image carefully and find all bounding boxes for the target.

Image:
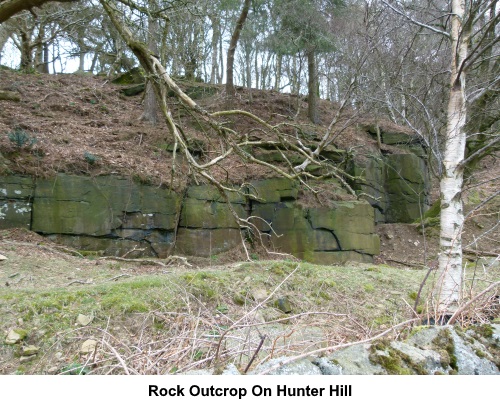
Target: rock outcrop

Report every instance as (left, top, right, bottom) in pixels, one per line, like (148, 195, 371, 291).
(0, 125, 431, 262)
(1, 174, 379, 263)
(183, 324, 500, 375)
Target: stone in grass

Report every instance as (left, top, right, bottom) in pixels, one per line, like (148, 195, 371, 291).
(20, 355, 37, 363)
(80, 339, 98, 354)
(0, 254, 8, 261)
(274, 297, 292, 313)
(252, 288, 269, 301)
(21, 345, 39, 356)
(76, 314, 93, 326)
(5, 329, 28, 345)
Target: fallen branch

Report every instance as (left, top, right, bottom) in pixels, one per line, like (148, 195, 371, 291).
(99, 257, 164, 266)
(67, 280, 94, 286)
(384, 258, 425, 268)
(107, 274, 132, 281)
(463, 248, 500, 258)
(99, 254, 191, 267)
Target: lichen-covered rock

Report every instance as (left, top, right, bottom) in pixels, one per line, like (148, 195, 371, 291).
(250, 356, 322, 375)
(80, 339, 98, 354)
(349, 152, 430, 224)
(249, 178, 299, 203)
(5, 329, 28, 344)
(312, 357, 342, 375)
(174, 228, 242, 257)
(0, 174, 381, 263)
(0, 200, 32, 229)
(308, 251, 373, 265)
(449, 329, 498, 375)
(390, 341, 448, 374)
(0, 175, 34, 230)
(187, 184, 246, 203)
(384, 154, 430, 223)
(21, 345, 40, 356)
(179, 199, 246, 229)
(308, 201, 379, 255)
(327, 344, 385, 375)
(112, 67, 144, 85)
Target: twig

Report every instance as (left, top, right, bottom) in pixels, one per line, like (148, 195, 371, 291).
(99, 256, 168, 266)
(414, 266, 435, 313)
(384, 258, 425, 268)
(447, 281, 500, 325)
(107, 274, 131, 281)
(212, 264, 301, 366)
(67, 280, 94, 286)
(244, 334, 266, 374)
(100, 340, 132, 375)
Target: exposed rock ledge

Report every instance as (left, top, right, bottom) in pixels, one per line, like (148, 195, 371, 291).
(183, 324, 500, 375)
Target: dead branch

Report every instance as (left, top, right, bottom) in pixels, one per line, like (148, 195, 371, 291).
(66, 280, 94, 286)
(107, 274, 131, 281)
(463, 248, 500, 257)
(447, 281, 500, 325)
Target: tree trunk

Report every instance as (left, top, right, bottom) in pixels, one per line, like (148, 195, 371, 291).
(0, 25, 11, 65)
(77, 38, 86, 72)
(0, 0, 77, 24)
(307, 49, 320, 124)
(274, 53, 282, 91)
(245, 45, 252, 88)
(210, 16, 219, 84)
(141, 2, 160, 124)
(42, 42, 49, 73)
(437, 0, 469, 315)
(226, 0, 251, 103)
(20, 30, 32, 71)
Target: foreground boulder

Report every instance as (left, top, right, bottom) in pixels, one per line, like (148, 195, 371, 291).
(182, 324, 500, 375)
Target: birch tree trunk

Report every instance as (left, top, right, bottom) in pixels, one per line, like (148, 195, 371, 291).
(437, 0, 469, 314)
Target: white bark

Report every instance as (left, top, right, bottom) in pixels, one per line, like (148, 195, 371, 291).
(437, 0, 469, 314)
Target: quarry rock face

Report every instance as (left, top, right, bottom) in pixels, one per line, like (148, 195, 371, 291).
(0, 174, 380, 263)
(349, 153, 430, 223)
(0, 128, 430, 263)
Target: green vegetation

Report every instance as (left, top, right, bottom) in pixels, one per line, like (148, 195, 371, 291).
(7, 128, 37, 149)
(83, 151, 99, 165)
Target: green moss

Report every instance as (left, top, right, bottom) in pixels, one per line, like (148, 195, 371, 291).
(369, 340, 411, 375)
(369, 339, 427, 375)
(364, 283, 375, 293)
(433, 329, 457, 371)
(364, 267, 381, 273)
(232, 293, 246, 306)
(318, 291, 331, 300)
(473, 324, 494, 339)
(408, 291, 418, 301)
(323, 279, 337, 288)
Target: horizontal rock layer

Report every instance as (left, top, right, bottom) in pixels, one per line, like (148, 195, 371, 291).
(1, 174, 380, 263)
